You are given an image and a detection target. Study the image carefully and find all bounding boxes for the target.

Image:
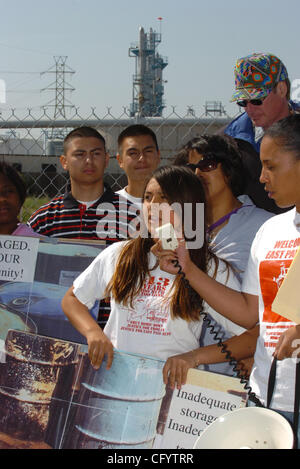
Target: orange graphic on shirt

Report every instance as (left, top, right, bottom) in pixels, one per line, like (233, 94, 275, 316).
(259, 259, 293, 324)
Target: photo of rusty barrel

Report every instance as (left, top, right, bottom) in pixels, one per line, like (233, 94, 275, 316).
(0, 330, 80, 448)
(62, 351, 166, 449)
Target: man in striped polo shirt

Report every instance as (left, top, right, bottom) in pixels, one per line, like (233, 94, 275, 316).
(28, 127, 137, 241)
(28, 126, 139, 327)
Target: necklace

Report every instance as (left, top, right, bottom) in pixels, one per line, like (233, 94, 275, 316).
(207, 204, 252, 241)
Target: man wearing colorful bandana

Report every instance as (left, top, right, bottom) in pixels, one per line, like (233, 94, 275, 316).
(224, 53, 300, 213)
(225, 52, 299, 152)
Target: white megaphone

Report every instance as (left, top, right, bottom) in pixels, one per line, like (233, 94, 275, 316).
(193, 407, 294, 449)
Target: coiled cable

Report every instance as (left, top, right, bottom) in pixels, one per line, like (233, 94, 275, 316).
(173, 258, 264, 407)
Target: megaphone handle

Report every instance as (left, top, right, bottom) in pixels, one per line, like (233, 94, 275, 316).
(172, 258, 265, 407)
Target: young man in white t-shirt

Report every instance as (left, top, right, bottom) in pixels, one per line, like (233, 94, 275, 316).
(116, 125, 160, 209)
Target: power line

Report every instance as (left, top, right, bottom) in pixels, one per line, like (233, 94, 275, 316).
(0, 71, 40, 74)
(6, 90, 40, 93)
(4, 74, 42, 93)
(0, 41, 54, 56)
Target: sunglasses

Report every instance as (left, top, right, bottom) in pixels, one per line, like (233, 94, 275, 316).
(236, 87, 276, 108)
(237, 98, 264, 107)
(186, 158, 219, 173)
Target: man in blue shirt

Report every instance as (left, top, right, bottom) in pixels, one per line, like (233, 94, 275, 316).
(224, 53, 299, 213)
(225, 53, 299, 151)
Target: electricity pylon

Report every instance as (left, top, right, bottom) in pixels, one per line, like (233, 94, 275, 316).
(41, 56, 75, 119)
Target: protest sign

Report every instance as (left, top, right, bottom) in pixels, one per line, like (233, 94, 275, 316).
(0, 236, 105, 343)
(154, 369, 247, 449)
(0, 236, 39, 283)
(0, 331, 165, 449)
(0, 235, 248, 449)
(0, 328, 246, 450)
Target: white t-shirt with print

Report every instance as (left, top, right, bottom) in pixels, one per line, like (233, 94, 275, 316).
(242, 207, 300, 412)
(73, 241, 243, 362)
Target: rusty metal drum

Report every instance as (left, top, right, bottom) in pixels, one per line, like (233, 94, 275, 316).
(0, 330, 80, 446)
(62, 351, 166, 449)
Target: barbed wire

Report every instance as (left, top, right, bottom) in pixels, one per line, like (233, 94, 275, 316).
(0, 106, 236, 221)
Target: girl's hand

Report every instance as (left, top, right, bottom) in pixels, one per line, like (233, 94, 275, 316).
(162, 351, 198, 390)
(151, 239, 193, 276)
(151, 240, 179, 275)
(273, 325, 300, 360)
(86, 328, 114, 370)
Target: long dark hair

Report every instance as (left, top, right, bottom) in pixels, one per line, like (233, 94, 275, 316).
(107, 165, 219, 322)
(174, 134, 246, 196)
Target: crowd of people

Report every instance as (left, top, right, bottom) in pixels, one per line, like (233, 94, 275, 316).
(2, 51, 300, 446)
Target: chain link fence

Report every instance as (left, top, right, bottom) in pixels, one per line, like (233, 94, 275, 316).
(0, 106, 237, 221)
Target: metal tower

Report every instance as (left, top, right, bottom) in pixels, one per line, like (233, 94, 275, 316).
(129, 23, 168, 117)
(41, 56, 75, 119)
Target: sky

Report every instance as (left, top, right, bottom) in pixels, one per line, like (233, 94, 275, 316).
(0, 0, 300, 119)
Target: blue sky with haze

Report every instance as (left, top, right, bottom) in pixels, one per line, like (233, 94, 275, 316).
(0, 0, 299, 116)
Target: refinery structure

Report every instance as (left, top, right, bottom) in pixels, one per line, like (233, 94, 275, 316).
(129, 25, 168, 117)
(0, 23, 229, 188)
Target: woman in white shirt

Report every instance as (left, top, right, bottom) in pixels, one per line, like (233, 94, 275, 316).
(156, 115, 300, 445)
(174, 135, 272, 375)
(62, 165, 243, 388)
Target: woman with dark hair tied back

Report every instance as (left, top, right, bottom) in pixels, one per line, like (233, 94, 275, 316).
(174, 134, 273, 281)
(156, 114, 300, 447)
(0, 161, 39, 237)
(174, 134, 273, 376)
(62, 165, 245, 389)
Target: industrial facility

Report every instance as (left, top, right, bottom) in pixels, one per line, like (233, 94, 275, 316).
(129, 25, 168, 117)
(0, 23, 229, 197)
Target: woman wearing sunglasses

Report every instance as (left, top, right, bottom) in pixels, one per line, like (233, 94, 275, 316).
(174, 134, 272, 282)
(174, 135, 272, 376)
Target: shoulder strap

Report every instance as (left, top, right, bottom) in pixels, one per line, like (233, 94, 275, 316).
(267, 357, 277, 408)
